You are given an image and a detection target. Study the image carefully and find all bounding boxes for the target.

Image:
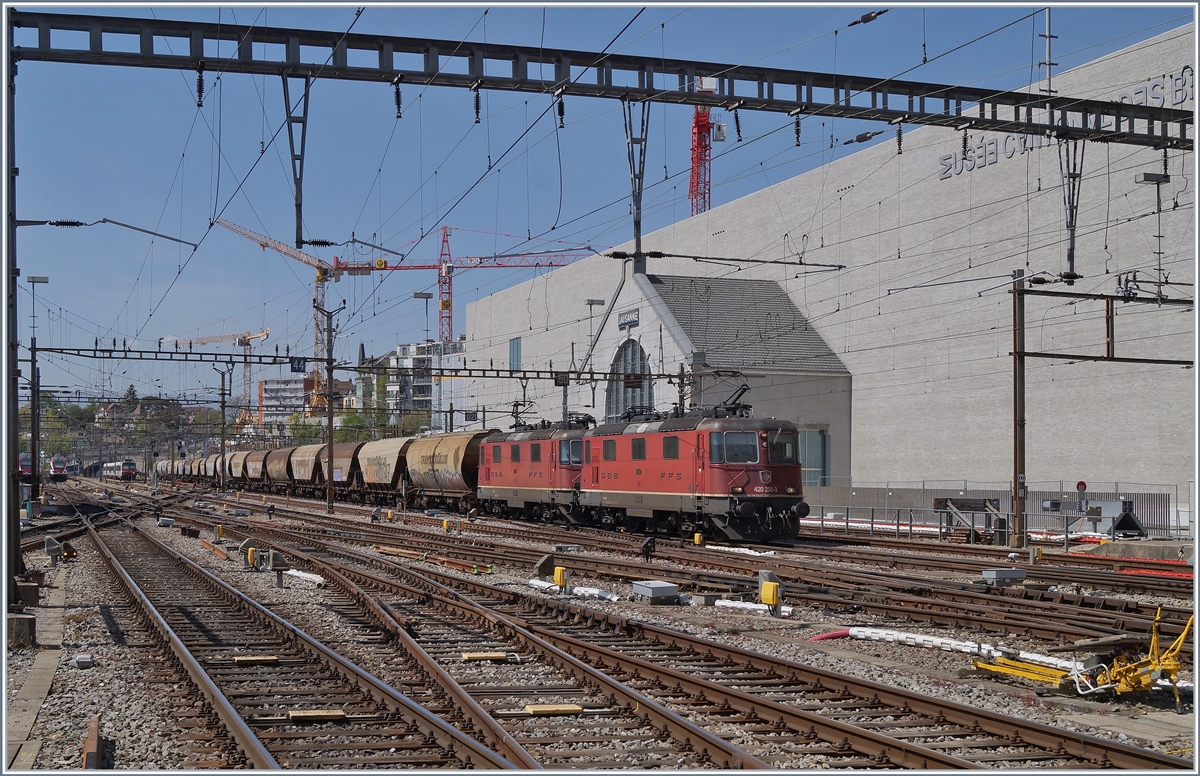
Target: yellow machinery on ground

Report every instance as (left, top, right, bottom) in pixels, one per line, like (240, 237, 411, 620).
(972, 609, 1194, 712)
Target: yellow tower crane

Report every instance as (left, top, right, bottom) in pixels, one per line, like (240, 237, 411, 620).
(160, 328, 270, 429)
(215, 218, 333, 415)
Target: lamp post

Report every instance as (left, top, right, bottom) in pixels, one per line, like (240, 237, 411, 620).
(413, 292, 433, 343)
(585, 298, 605, 340)
(27, 276, 48, 504)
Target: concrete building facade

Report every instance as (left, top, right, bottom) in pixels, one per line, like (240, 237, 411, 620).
(462, 28, 1194, 512)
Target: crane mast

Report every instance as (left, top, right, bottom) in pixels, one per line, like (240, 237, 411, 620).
(215, 218, 330, 414)
(159, 328, 269, 429)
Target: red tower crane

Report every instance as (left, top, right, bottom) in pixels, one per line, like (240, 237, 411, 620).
(219, 219, 595, 348)
(689, 107, 712, 216)
(689, 77, 720, 216)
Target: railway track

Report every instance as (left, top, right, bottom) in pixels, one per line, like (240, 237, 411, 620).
(197, 486, 1190, 580)
(177, 503, 1192, 654)
(168, 514, 1192, 770)
(86, 520, 515, 769)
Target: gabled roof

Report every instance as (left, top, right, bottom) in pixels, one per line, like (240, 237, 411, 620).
(646, 274, 848, 375)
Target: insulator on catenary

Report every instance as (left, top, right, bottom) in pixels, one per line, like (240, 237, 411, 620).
(557, 96, 565, 129)
(473, 90, 480, 124)
(896, 124, 903, 155)
(733, 109, 743, 142)
(394, 82, 402, 119)
(196, 62, 205, 108)
(794, 117, 801, 146)
(962, 130, 969, 155)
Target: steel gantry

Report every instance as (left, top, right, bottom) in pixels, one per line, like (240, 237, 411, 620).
(9, 10, 1192, 150)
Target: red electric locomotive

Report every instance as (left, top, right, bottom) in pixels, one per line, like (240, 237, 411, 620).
(479, 392, 808, 543)
(478, 415, 591, 521)
(577, 414, 806, 542)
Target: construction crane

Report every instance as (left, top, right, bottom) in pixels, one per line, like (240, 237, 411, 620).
(689, 77, 721, 216)
(215, 218, 333, 414)
(158, 328, 270, 427)
(221, 219, 595, 347)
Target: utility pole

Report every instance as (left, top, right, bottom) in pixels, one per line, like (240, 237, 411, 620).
(1011, 269, 1026, 548)
(27, 276, 48, 505)
(214, 365, 232, 492)
(315, 300, 343, 514)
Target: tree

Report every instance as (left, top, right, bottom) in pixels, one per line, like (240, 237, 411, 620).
(122, 384, 138, 411)
(287, 413, 321, 442)
(335, 412, 370, 443)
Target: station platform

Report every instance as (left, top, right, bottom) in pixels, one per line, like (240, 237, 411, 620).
(1068, 540, 1193, 562)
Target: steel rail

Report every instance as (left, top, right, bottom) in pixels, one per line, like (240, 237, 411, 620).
(299, 558, 543, 768)
(516, 596, 1193, 770)
(246, 537, 772, 770)
(170, 508, 1192, 769)
(192, 503, 1189, 646)
(102, 520, 518, 769)
(86, 522, 280, 769)
(351, 550, 1193, 771)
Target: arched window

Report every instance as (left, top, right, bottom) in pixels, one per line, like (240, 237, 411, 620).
(605, 339, 653, 423)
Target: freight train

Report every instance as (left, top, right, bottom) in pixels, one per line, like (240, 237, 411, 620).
(160, 403, 810, 543)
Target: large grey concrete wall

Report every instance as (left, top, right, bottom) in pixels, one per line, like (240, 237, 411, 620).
(465, 26, 1194, 496)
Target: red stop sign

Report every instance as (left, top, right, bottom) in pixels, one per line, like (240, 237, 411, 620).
(1076, 481, 1087, 493)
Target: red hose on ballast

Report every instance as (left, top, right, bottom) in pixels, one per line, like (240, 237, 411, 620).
(805, 629, 851, 642)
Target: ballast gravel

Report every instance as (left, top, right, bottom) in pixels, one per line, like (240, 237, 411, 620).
(7, 500, 1193, 769)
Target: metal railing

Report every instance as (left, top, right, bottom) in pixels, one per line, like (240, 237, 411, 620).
(801, 479, 1189, 542)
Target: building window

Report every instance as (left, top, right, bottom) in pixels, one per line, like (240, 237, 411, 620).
(492, 445, 501, 464)
(631, 438, 646, 460)
(530, 443, 541, 462)
(604, 339, 653, 423)
(663, 435, 679, 460)
(800, 429, 828, 487)
(602, 439, 617, 461)
(509, 337, 522, 371)
(510, 444, 521, 463)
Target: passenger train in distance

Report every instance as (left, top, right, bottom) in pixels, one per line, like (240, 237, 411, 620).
(164, 387, 809, 543)
(103, 459, 139, 481)
(19, 452, 32, 483)
(49, 455, 67, 482)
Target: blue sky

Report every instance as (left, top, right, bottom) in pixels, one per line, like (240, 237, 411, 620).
(12, 3, 1192, 405)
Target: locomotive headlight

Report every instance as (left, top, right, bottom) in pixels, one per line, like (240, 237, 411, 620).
(785, 486, 796, 494)
(730, 486, 745, 495)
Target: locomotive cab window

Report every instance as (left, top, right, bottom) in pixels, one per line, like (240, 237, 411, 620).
(510, 444, 521, 463)
(559, 441, 571, 465)
(585, 441, 592, 464)
(530, 443, 541, 463)
(724, 432, 760, 463)
(631, 438, 646, 460)
(602, 439, 617, 461)
(768, 431, 797, 464)
(663, 435, 679, 460)
(709, 432, 724, 464)
(492, 445, 502, 464)
(570, 439, 583, 465)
